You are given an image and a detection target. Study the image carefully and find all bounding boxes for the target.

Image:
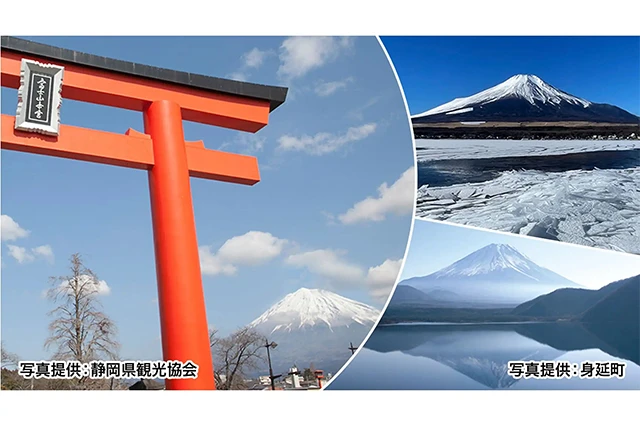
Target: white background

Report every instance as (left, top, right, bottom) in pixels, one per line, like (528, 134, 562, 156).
(1, 0, 638, 425)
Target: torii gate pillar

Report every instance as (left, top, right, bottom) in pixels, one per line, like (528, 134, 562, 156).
(144, 100, 213, 389)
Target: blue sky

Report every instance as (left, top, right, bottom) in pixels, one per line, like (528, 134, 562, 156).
(401, 219, 640, 290)
(1, 36, 415, 361)
(381, 36, 640, 116)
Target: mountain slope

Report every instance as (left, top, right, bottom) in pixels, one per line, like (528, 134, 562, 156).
(389, 285, 465, 307)
(248, 288, 379, 375)
(513, 275, 635, 318)
(580, 275, 640, 365)
(412, 74, 639, 125)
(581, 275, 640, 324)
(399, 243, 582, 305)
(389, 285, 430, 304)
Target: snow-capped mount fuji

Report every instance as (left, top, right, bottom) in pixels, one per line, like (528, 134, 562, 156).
(412, 74, 639, 125)
(398, 243, 584, 306)
(249, 288, 379, 333)
(429, 243, 575, 283)
(248, 288, 380, 375)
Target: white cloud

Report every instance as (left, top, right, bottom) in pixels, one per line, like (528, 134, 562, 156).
(220, 133, 266, 154)
(338, 166, 415, 224)
(284, 248, 402, 302)
(366, 258, 403, 302)
(348, 96, 381, 121)
(320, 211, 337, 225)
(199, 246, 238, 276)
(242, 48, 270, 69)
(32, 245, 54, 263)
(1, 215, 30, 241)
(285, 249, 365, 284)
(278, 37, 354, 80)
(200, 231, 289, 276)
(55, 274, 111, 297)
(314, 77, 354, 96)
(198, 230, 402, 301)
(6, 245, 35, 264)
(218, 231, 288, 265)
(278, 123, 377, 155)
(227, 48, 274, 83)
(2, 215, 55, 265)
(6, 244, 54, 264)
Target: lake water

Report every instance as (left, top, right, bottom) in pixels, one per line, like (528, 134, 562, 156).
(327, 323, 640, 390)
(418, 149, 640, 187)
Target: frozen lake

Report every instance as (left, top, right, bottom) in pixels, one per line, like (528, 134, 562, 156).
(417, 148, 640, 187)
(415, 138, 640, 162)
(415, 139, 640, 254)
(416, 167, 640, 254)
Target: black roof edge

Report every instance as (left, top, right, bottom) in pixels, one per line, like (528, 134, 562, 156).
(1, 36, 288, 112)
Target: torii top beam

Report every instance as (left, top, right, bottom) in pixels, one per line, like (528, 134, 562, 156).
(1, 36, 288, 132)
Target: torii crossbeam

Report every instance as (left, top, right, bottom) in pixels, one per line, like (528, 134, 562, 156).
(0, 37, 288, 390)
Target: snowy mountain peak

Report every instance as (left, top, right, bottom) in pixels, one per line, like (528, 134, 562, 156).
(482, 243, 529, 258)
(431, 243, 550, 281)
(499, 74, 590, 105)
(249, 288, 380, 333)
(414, 74, 591, 118)
(506, 74, 544, 84)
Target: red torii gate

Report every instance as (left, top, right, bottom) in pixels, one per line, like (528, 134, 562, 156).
(0, 36, 288, 390)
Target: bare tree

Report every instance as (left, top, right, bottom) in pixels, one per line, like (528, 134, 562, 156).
(209, 326, 266, 390)
(209, 329, 220, 349)
(1, 343, 20, 390)
(209, 328, 223, 388)
(44, 253, 119, 389)
(1, 342, 18, 368)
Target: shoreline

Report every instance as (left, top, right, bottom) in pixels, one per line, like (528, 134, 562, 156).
(377, 320, 556, 327)
(414, 140, 640, 162)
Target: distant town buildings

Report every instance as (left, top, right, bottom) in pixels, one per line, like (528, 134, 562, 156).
(244, 365, 332, 390)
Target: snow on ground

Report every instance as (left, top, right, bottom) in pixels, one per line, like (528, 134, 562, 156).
(416, 167, 640, 254)
(415, 139, 640, 161)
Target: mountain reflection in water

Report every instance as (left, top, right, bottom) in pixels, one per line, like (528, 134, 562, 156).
(327, 322, 640, 390)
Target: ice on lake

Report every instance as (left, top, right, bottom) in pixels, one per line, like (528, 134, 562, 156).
(416, 167, 640, 254)
(415, 138, 640, 161)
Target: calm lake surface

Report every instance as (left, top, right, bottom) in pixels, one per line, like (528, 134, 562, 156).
(418, 149, 640, 187)
(327, 323, 640, 390)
